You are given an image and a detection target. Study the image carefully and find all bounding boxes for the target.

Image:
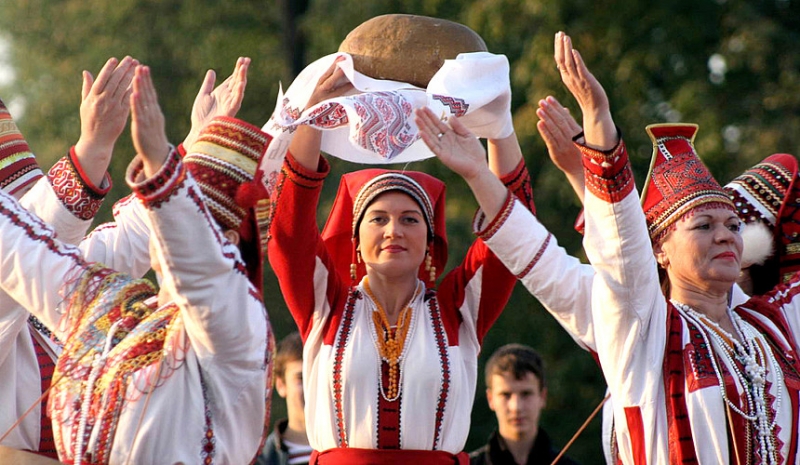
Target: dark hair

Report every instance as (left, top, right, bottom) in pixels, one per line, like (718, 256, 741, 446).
(273, 331, 303, 381)
(484, 343, 545, 390)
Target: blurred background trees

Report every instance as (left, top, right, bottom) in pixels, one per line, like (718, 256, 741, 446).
(1, 0, 798, 461)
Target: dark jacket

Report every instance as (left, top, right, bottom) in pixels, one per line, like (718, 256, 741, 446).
(255, 419, 311, 465)
(469, 429, 580, 465)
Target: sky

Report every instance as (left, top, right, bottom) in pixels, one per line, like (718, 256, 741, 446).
(0, 34, 25, 118)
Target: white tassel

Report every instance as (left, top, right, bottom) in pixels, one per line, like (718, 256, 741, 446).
(740, 221, 775, 267)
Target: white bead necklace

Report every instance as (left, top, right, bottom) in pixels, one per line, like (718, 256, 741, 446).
(365, 280, 422, 402)
(74, 319, 124, 465)
(673, 301, 781, 464)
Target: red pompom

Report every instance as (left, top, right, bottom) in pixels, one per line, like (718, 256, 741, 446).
(235, 179, 268, 209)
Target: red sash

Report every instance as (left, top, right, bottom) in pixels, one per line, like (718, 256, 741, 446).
(310, 448, 469, 464)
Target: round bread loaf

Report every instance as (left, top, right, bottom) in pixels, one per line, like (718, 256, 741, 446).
(338, 14, 487, 88)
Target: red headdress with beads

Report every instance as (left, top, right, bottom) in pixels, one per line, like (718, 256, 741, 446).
(321, 168, 448, 285)
(641, 123, 735, 245)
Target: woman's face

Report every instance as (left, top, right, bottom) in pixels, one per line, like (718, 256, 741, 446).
(656, 207, 743, 291)
(358, 191, 428, 280)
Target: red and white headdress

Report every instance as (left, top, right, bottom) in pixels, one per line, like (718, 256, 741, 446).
(321, 168, 448, 284)
(0, 99, 42, 197)
(183, 116, 272, 292)
(724, 153, 800, 288)
(641, 123, 735, 244)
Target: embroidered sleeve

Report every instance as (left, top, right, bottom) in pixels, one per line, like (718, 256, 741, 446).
(473, 191, 515, 241)
(499, 158, 536, 214)
(126, 147, 185, 208)
(578, 136, 633, 203)
(479, 199, 599, 351)
(283, 150, 329, 188)
(268, 152, 338, 340)
(46, 147, 111, 220)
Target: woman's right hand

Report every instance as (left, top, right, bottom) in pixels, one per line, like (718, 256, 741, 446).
(536, 96, 585, 202)
(306, 56, 354, 109)
(288, 57, 355, 170)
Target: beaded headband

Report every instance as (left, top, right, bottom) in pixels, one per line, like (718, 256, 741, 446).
(351, 172, 435, 239)
(725, 154, 793, 228)
(641, 123, 735, 244)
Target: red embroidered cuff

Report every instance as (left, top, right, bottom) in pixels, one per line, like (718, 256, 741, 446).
(47, 151, 108, 220)
(67, 147, 112, 196)
(578, 138, 634, 203)
(284, 151, 329, 189)
(499, 158, 536, 214)
(127, 147, 185, 208)
(474, 191, 515, 240)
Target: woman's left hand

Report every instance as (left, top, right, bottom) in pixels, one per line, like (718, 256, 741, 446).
(414, 107, 487, 181)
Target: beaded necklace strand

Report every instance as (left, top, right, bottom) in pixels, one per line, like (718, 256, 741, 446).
(364, 278, 421, 401)
(673, 301, 782, 464)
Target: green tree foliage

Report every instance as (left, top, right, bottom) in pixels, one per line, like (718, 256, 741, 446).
(2, 0, 800, 462)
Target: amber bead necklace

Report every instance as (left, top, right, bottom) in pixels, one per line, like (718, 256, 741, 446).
(364, 277, 421, 401)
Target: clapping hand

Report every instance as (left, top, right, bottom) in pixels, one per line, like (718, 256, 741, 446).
(536, 96, 586, 201)
(74, 56, 138, 185)
(130, 66, 169, 178)
(183, 57, 250, 149)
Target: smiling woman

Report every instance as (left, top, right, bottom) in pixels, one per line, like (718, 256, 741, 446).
(265, 54, 534, 463)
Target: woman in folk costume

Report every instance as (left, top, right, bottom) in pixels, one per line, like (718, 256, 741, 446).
(266, 52, 535, 462)
(425, 31, 800, 463)
(533, 95, 800, 463)
(0, 65, 273, 464)
(501, 33, 800, 463)
(0, 57, 254, 463)
(724, 153, 800, 296)
(0, 57, 140, 460)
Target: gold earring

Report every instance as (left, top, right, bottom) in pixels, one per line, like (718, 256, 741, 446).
(425, 249, 435, 283)
(350, 263, 357, 281)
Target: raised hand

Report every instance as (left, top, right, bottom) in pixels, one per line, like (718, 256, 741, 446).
(287, 57, 355, 170)
(306, 56, 354, 109)
(554, 31, 617, 151)
(183, 57, 250, 149)
(130, 65, 169, 177)
(415, 106, 508, 221)
(414, 107, 487, 181)
(536, 96, 585, 201)
(73, 56, 138, 185)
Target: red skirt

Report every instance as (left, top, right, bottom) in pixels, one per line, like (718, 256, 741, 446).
(310, 448, 470, 464)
